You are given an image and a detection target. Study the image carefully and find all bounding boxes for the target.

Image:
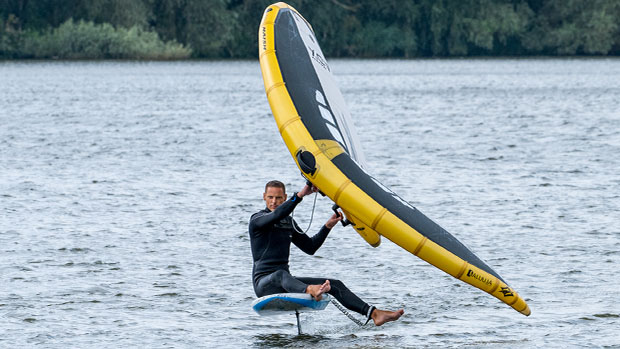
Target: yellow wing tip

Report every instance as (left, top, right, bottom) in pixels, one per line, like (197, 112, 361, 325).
(521, 304, 531, 316)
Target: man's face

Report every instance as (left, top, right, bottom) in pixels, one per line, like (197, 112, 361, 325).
(263, 186, 287, 211)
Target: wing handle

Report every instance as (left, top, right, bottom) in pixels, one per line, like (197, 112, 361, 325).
(331, 204, 352, 226)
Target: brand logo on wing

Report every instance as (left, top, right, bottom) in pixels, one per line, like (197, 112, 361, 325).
(262, 26, 267, 51)
(500, 287, 514, 297)
(309, 48, 330, 72)
(467, 269, 493, 286)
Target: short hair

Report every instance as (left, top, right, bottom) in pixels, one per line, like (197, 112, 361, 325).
(265, 180, 286, 193)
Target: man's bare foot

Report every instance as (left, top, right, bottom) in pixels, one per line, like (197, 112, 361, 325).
(305, 280, 331, 301)
(371, 308, 404, 326)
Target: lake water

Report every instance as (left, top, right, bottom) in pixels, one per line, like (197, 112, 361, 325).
(1, 59, 619, 348)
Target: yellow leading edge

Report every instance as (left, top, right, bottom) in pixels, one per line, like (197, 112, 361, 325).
(259, 2, 530, 317)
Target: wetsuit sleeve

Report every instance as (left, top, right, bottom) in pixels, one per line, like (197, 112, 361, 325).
(292, 224, 331, 255)
(249, 194, 302, 233)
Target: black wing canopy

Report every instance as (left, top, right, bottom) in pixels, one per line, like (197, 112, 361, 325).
(274, 8, 505, 283)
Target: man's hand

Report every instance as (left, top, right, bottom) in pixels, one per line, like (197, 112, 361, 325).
(325, 211, 343, 229)
(298, 183, 318, 198)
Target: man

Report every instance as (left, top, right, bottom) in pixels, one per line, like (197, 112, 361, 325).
(249, 180, 403, 326)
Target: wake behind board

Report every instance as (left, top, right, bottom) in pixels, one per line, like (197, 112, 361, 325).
(252, 293, 331, 316)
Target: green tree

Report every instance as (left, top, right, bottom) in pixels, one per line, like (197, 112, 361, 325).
(183, 0, 235, 57)
(149, 0, 236, 57)
(226, 0, 280, 58)
(346, 0, 420, 57)
(523, 0, 620, 55)
(0, 14, 23, 58)
(3, 0, 620, 58)
(415, 0, 533, 56)
(21, 18, 190, 59)
(82, 0, 151, 29)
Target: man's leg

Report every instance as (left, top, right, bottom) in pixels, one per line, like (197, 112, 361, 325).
(297, 277, 369, 316)
(297, 277, 404, 326)
(255, 270, 307, 297)
(255, 269, 331, 300)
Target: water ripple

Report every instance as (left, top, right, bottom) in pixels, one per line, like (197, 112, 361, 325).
(1, 59, 619, 347)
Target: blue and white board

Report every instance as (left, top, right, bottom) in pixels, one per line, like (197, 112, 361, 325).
(252, 293, 331, 316)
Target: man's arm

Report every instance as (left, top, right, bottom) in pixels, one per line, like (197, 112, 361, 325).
(292, 211, 342, 255)
(249, 184, 317, 232)
(249, 194, 302, 231)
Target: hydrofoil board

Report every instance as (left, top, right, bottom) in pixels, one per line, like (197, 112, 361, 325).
(252, 293, 331, 316)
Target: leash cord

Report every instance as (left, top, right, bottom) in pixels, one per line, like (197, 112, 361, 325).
(291, 191, 318, 234)
(330, 299, 366, 327)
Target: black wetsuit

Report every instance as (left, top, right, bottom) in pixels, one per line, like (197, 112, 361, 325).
(249, 193, 372, 317)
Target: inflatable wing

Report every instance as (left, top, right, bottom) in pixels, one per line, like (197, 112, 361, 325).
(258, 2, 530, 316)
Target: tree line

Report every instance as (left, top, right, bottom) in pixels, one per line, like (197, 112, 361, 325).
(1, 0, 619, 59)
